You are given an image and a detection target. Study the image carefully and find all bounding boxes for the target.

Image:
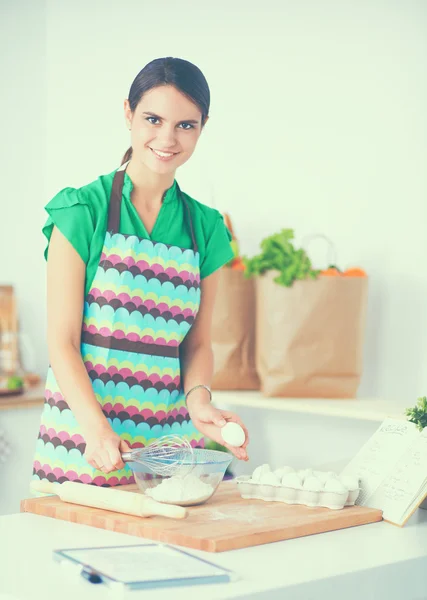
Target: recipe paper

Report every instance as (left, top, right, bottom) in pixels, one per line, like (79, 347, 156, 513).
(341, 418, 427, 525)
(341, 418, 420, 505)
(366, 427, 427, 524)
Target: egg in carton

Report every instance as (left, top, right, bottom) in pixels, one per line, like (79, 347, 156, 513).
(236, 464, 360, 510)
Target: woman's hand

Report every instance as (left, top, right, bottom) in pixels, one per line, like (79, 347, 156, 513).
(187, 398, 249, 461)
(84, 425, 132, 473)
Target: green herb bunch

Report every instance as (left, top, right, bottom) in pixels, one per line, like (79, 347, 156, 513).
(405, 396, 427, 431)
(243, 229, 320, 287)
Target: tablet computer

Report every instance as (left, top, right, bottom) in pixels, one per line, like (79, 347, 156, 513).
(54, 543, 236, 590)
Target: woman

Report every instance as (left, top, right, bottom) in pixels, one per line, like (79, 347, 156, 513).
(32, 57, 249, 487)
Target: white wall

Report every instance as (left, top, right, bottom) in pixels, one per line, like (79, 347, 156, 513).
(1, 0, 47, 374)
(1, 0, 427, 404)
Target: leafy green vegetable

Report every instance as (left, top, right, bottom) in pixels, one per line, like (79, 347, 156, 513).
(7, 375, 24, 390)
(225, 240, 239, 267)
(243, 228, 320, 287)
(405, 396, 427, 431)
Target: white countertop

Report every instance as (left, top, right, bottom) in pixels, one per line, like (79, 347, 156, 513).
(213, 391, 406, 423)
(1, 509, 427, 600)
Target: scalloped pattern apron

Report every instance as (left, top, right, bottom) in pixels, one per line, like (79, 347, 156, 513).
(33, 168, 203, 486)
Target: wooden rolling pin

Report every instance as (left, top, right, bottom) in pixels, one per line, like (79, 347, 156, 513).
(30, 480, 187, 519)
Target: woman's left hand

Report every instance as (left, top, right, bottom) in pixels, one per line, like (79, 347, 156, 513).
(187, 398, 249, 461)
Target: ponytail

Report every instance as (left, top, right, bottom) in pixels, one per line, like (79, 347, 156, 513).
(121, 146, 133, 165)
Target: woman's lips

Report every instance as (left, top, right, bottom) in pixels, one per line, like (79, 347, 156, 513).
(149, 147, 179, 161)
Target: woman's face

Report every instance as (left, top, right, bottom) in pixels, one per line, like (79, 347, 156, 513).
(124, 85, 206, 174)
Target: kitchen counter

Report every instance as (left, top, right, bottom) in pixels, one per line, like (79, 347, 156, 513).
(1, 509, 426, 600)
(0, 386, 44, 411)
(0, 385, 406, 423)
(213, 391, 405, 423)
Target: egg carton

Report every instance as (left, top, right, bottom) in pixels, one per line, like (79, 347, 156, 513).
(236, 474, 360, 510)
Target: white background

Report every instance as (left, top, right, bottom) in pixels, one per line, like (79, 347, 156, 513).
(1, 0, 426, 404)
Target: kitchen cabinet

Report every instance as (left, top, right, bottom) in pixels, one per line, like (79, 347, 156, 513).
(0, 388, 43, 514)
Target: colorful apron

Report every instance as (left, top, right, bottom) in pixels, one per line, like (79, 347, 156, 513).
(33, 168, 203, 487)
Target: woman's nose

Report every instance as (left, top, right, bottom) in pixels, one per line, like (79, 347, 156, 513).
(156, 126, 177, 147)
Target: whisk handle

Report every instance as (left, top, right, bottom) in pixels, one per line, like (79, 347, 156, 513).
(121, 452, 134, 462)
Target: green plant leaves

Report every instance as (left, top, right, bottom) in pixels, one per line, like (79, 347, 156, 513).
(243, 228, 320, 287)
(405, 396, 427, 431)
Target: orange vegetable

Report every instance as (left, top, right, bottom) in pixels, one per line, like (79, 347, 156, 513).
(320, 267, 341, 276)
(231, 258, 246, 271)
(223, 213, 236, 239)
(343, 267, 367, 277)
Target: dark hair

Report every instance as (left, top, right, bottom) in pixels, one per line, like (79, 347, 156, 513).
(121, 57, 210, 165)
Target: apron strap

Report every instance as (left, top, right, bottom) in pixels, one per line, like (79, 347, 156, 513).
(178, 184, 198, 254)
(108, 170, 199, 254)
(107, 169, 125, 233)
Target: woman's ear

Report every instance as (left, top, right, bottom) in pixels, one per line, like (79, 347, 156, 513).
(123, 99, 133, 130)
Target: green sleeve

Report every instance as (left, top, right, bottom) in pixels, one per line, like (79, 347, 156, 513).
(42, 187, 95, 264)
(200, 215, 234, 279)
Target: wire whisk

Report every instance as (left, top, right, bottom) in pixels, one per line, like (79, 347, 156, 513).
(122, 434, 195, 477)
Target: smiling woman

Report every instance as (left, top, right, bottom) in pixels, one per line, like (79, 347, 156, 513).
(31, 57, 249, 492)
(122, 65, 208, 175)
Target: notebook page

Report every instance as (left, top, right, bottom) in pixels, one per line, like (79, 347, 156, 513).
(401, 483, 427, 525)
(62, 545, 227, 584)
(340, 418, 419, 505)
(367, 427, 427, 525)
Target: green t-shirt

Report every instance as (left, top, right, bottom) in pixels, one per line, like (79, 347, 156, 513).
(42, 168, 234, 295)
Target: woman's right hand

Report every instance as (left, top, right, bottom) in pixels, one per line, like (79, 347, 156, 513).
(84, 426, 132, 473)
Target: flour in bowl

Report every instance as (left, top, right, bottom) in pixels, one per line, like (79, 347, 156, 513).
(146, 473, 214, 504)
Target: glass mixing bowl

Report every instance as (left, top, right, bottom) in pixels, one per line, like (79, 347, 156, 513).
(128, 448, 233, 506)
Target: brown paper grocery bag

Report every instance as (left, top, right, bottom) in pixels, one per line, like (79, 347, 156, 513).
(256, 271, 368, 398)
(211, 269, 260, 390)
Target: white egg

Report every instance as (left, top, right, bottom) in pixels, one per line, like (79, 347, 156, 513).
(297, 468, 314, 482)
(221, 422, 246, 447)
(274, 466, 295, 479)
(260, 472, 281, 486)
(324, 478, 347, 494)
(302, 476, 323, 491)
(340, 476, 359, 491)
(281, 472, 302, 488)
(252, 463, 271, 482)
(313, 470, 329, 484)
(281, 466, 295, 475)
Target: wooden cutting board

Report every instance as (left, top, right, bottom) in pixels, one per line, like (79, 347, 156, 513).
(21, 482, 382, 553)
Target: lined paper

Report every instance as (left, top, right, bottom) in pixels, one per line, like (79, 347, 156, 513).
(340, 419, 420, 505)
(368, 427, 427, 524)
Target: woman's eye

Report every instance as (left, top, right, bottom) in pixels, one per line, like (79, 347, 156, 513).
(145, 117, 194, 130)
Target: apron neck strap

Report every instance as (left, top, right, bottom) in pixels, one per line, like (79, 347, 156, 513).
(107, 170, 199, 254)
(178, 183, 198, 254)
(107, 169, 125, 233)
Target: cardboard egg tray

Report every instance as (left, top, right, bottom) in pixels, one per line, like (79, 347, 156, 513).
(236, 475, 360, 510)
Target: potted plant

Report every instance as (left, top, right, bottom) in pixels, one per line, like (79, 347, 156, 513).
(405, 396, 427, 431)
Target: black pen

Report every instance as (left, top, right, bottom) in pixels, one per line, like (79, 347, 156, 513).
(80, 566, 104, 585)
